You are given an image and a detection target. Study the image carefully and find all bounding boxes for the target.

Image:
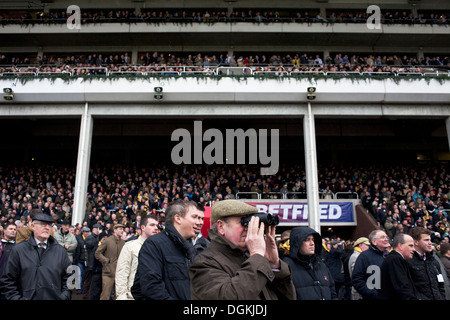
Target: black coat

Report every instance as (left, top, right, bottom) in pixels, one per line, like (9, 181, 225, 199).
(132, 223, 195, 300)
(74, 234, 88, 265)
(379, 250, 417, 300)
(0, 236, 72, 300)
(408, 251, 445, 300)
(85, 233, 99, 270)
(282, 227, 337, 300)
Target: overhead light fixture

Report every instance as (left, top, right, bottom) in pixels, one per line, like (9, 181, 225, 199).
(3, 88, 14, 101)
(154, 87, 163, 100)
(307, 87, 316, 100)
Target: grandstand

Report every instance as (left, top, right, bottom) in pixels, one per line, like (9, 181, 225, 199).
(0, 0, 449, 239)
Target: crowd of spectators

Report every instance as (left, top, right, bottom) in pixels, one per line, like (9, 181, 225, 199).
(1, 51, 449, 78)
(0, 8, 449, 25)
(0, 162, 448, 243)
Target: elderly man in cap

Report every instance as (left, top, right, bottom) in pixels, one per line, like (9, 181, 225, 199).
(189, 199, 296, 300)
(0, 213, 72, 300)
(94, 223, 125, 300)
(54, 219, 78, 263)
(348, 237, 370, 300)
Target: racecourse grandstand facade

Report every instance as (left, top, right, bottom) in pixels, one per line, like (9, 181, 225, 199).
(0, 0, 449, 238)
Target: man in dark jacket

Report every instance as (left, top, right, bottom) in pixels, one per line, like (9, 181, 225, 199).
(0, 222, 17, 277)
(132, 199, 204, 300)
(408, 227, 445, 300)
(74, 226, 89, 294)
(0, 213, 72, 300)
(327, 240, 345, 299)
(351, 229, 390, 300)
(189, 200, 295, 300)
(283, 226, 337, 300)
(379, 233, 417, 300)
(84, 223, 101, 298)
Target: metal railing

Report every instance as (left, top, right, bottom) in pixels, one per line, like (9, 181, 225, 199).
(1, 65, 449, 78)
(235, 191, 359, 200)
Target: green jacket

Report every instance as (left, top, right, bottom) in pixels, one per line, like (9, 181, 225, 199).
(189, 229, 296, 300)
(53, 229, 78, 263)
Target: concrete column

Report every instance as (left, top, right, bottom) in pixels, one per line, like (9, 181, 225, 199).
(303, 102, 321, 234)
(131, 46, 138, 64)
(446, 116, 450, 151)
(72, 103, 93, 226)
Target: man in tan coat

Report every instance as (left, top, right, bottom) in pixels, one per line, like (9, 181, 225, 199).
(115, 215, 160, 300)
(94, 224, 125, 300)
(189, 200, 296, 300)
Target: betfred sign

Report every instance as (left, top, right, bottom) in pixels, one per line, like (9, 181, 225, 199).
(244, 200, 357, 226)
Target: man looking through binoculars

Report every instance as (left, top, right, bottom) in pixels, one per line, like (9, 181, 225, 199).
(189, 200, 296, 300)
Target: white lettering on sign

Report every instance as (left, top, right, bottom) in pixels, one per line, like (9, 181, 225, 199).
(254, 204, 342, 221)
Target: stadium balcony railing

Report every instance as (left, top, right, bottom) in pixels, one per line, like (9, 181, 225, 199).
(1, 64, 448, 78)
(235, 191, 359, 200)
(0, 12, 449, 25)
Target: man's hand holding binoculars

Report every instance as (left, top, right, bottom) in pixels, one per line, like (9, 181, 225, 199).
(245, 216, 281, 270)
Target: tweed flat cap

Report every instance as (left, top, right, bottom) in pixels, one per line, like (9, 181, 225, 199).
(211, 200, 258, 223)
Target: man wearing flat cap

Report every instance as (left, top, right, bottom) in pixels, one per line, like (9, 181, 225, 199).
(189, 199, 296, 300)
(348, 237, 370, 300)
(0, 213, 72, 300)
(94, 223, 125, 300)
(54, 219, 78, 263)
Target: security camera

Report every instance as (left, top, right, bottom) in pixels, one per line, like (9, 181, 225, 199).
(154, 87, 163, 93)
(307, 87, 316, 93)
(154, 94, 163, 100)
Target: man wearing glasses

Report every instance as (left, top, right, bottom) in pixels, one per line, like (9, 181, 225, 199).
(351, 229, 390, 300)
(0, 213, 72, 300)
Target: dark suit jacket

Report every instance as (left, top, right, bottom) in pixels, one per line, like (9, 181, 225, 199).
(380, 250, 417, 300)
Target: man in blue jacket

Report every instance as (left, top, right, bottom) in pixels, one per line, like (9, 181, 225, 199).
(351, 229, 390, 300)
(0, 213, 72, 300)
(132, 199, 204, 300)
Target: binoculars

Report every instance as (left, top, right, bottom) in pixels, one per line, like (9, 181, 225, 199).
(241, 213, 280, 227)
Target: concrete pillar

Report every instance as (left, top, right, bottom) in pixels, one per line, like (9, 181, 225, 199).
(131, 46, 139, 64)
(303, 102, 321, 234)
(72, 103, 93, 226)
(446, 117, 450, 151)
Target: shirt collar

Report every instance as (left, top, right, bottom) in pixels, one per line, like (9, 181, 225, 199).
(34, 237, 48, 247)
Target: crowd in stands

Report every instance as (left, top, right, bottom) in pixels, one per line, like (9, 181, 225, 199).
(1, 51, 449, 78)
(0, 162, 448, 242)
(0, 8, 449, 25)
(0, 161, 449, 301)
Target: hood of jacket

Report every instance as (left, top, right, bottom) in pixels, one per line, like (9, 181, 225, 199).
(288, 226, 322, 260)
